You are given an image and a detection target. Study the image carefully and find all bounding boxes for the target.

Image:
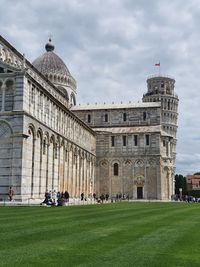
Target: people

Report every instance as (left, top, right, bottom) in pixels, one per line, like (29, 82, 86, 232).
(64, 191, 69, 202)
(100, 194, 105, 203)
(81, 192, 84, 201)
(8, 187, 14, 201)
(52, 190, 57, 205)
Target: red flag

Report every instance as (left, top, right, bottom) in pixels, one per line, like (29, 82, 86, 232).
(155, 62, 160, 67)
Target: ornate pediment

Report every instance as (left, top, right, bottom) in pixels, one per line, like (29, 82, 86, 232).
(0, 41, 23, 70)
(0, 60, 20, 74)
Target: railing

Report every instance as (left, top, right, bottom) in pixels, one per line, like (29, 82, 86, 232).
(147, 74, 175, 80)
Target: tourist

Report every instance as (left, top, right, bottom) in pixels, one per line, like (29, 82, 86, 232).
(100, 194, 105, 203)
(81, 192, 84, 201)
(8, 187, 14, 201)
(64, 191, 69, 202)
(52, 190, 57, 205)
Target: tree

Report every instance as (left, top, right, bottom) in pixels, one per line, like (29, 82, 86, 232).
(175, 174, 187, 195)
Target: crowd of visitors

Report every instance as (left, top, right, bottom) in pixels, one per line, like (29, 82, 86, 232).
(41, 190, 70, 206)
(172, 194, 200, 203)
(40, 191, 132, 206)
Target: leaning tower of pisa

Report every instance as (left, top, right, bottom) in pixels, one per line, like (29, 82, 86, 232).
(143, 75, 179, 198)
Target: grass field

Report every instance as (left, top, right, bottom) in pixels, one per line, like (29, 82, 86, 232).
(0, 202, 200, 267)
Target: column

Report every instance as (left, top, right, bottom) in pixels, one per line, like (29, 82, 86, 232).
(1, 84, 6, 111)
(76, 153, 80, 197)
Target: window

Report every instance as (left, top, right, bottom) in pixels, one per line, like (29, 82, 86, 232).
(134, 135, 138, 146)
(168, 101, 170, 110)
(145, 134, 150, 146)
(113, 163, 119, 176)
(5, 80, 14, 111)
(65, 150, 68, 162)
(39, 93, 43, 109)
(143, 112, 146, 121)
(54, 145, 58, 159)
(87, 114, 91, 123)
(105, 113, 108, 122)
(123, 113, 127, 122)
(43, 139, 46, 155)
(111, 136, 115, 147)
(31, 86, 35, 104)
(123, 136, 127, 146)
(163, 140, 166, 147)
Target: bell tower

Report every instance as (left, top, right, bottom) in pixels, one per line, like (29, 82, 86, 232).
(143, 75, 178, 138)
(143, 75, 179, 198)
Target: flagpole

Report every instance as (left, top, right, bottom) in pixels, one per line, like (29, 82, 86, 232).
(154, 61, 161, 76)
(159, 61, 161, 76)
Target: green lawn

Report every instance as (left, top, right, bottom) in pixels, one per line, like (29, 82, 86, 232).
(0, 202, 200, 267)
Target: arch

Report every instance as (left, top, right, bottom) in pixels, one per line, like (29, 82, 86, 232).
(5, 79, 14, 88)
(50, 134, 56, 144)
(0, 120, 13, 196)
(36, 128, 43, 196)
(147, 158, 156, 166)
(111, 160, 121, 175)
(37, 127, 43, 140)
(43, 131, 50, 144)
(60, 138, 65, 147)
(28, 123, 36, 139)
(134, 159, 144, 167)
(27, 124, 36, 197)
(57, 86, 69, 100)
(113, 163, 119, 176)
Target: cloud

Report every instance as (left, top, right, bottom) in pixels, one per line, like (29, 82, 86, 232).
(0, 0, 200, 175)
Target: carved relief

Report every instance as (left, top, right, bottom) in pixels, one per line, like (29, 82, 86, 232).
(0, 121, 12, 138)
(148, 158, 156, 166)
(100, 159, 108, 168)
(0, 45, 22, 69)
(124, 159, 131, 166)
(135, 159, 144, 167)
(134, 176, 145, 186)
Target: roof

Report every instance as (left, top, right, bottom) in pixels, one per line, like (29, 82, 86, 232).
(32, 51, 71, 77)
(32, 38, 71, 78)
(93, 125, 161, 134)
(187, 175, 200, 184)
(71, 102, 161, 111)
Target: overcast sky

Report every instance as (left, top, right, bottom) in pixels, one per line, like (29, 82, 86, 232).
(0, 0, 200, 175)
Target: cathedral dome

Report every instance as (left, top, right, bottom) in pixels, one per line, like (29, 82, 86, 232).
(32, 39, 71, 77)
(32, 38, 77, 106)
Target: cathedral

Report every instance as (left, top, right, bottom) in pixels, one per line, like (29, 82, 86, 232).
(0, 36, 178, 201)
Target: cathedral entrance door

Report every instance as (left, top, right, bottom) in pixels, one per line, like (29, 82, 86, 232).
(137, 187, 143, 199)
